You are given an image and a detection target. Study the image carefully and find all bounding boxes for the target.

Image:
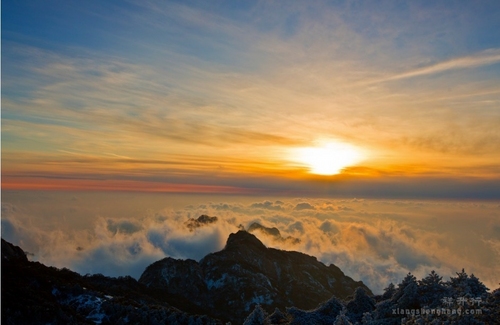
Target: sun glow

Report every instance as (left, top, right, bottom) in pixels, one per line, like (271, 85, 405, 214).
(293, 141, 364, 175)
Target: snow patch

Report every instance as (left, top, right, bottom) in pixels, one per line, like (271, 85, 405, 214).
(51, 287, 61, 297)
(206, 273, 229, 290)
(61, 293, 113, 324)
(245, 294, 274, 311)
(274, 262, 281, 281)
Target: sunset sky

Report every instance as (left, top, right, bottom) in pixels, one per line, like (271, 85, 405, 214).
(3, 0, 500, 198)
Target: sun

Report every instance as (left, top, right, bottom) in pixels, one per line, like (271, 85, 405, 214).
(292, 141, 363, 175)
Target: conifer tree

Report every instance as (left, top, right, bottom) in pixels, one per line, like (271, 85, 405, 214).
(346, 287, 375, 323)
(381, 283, 396, 300)
(447, 269, 488, 298)
(333, 308, 353, 325)
(243, 305, 268, 325)
(392, 273, 418, 304)
(418, 270, 447, 307)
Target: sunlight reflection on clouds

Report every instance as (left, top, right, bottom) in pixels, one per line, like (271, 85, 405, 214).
(2, 196, 499, 294)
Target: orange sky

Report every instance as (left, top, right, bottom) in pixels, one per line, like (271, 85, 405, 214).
(2, 1, 500, 198)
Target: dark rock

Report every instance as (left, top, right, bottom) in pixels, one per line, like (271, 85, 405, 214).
(248, 222, 301, 245)
(248, 222, 281, 237)
(185, 215, 218, 231)
(2, 238, 28, 262)
(139, 230, 372, 323)
(1, 237, 222, 325)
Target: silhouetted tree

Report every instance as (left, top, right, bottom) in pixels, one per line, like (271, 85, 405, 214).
(243, 305, 268, 325)
(334, 308, 353, 325)
(447, 269, 488, 298)
(346, 287, 375, 323)
(381, 283, 396, 300)
(418, 270, 448, 307)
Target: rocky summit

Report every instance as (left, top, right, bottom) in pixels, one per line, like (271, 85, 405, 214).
(139, 230, 371, 323)
(1, 231, 370, 324)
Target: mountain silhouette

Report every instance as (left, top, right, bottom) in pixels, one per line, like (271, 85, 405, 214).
(139, 230, 371, 323)
(3, 228, 499, 324)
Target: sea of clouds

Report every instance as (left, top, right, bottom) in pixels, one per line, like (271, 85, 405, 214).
(2, 194, 499, 294)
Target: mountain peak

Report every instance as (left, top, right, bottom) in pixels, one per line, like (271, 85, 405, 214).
(140, 230, 372, 323)
(224, 230, 267, 252)
(2, 238, 28, 262)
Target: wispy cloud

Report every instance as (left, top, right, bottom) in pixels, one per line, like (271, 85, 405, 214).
(375, 49, 500, 83)
(3, 1, 500, 193)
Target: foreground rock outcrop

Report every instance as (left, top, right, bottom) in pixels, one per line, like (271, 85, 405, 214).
(139, 230, 371, 323)
(1, 239, 221, 325)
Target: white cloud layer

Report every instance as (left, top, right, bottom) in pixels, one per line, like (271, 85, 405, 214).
(2, 194, 499, 294)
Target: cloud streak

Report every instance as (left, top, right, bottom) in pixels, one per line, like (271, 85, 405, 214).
(376, 49, 500, 83)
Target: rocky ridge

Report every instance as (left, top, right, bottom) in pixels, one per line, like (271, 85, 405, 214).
(1, 238, 221, 325)
(2, 230, 499, 324)
(139, 230, 371, 323)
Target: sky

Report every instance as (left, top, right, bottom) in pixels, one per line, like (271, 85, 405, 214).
(2, 0, 500, 198)
(1, 0, 500, 294)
